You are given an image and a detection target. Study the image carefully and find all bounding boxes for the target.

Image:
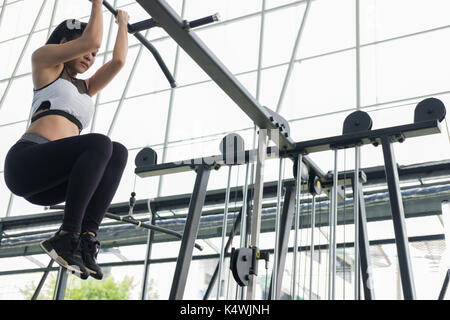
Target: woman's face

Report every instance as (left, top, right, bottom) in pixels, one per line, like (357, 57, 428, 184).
(60, 36, 98, 74)
(70, 49, 98, 74)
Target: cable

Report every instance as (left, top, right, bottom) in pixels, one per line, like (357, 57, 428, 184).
(302, 194, 309, 299)
(316, 196, 322, 299)
(342, 149, 347, 300)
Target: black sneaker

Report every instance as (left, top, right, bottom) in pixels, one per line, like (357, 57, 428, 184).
(80, 233, 103, 280)
(40, 231, 89, 280)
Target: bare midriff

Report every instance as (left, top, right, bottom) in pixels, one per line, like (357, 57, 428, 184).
(25, 63, 81, 141)
(25, 111, 79, 141)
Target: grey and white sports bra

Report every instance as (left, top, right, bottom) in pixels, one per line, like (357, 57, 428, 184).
(31, 64, 94, 133)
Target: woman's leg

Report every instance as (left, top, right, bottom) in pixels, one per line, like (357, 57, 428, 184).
(25, 180, 68, 206)
(4, 133, 113, 233)
(81, 141, 128, 234)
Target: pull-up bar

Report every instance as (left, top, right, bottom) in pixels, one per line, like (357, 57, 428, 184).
(102, 0, 220, 88)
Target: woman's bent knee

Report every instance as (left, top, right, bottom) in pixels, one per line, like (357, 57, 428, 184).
(85, 133, 113, 158)
(112, 141, 128, 166)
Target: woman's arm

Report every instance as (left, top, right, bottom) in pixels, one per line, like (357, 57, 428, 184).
(32, 1, 103, 68)
(84, 0, 104, 47)
(86, 10, 129, 97)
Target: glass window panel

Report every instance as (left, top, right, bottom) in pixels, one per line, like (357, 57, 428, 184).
(167, 73, 255, 143)
(359, 0, 450, 45)
(125, 38, 177, 97)
(111, 148, 143, 204)
(88, 101, 118, 135)
(262, 3, 306, 68)
(52, 1, 93, 28)
(298, 0, 355, 59)
(9, 192, 49, 217)
(0, 172, 10, 217)
(186, 15, 260, 77)
(258, 65, 288, 108)
(16, 29, 47, 76)
(109, 91, 171, 149)
(279, 50, 357, 120)
(0, 269, 48, 300)
(97, 46, 140, 104)
(175, 48, 210, 87)
(360, 29, 450, 106)
(266, 0, 302, 10)
(0, 36, 27, 79)
(0, 77, 33, 125)
(185, 0, 260, 23)
(0, 0, 45, 42)
(0, 122, 27, 172)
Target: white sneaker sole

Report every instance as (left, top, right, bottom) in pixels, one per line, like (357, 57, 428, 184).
(39, 241, 87, 277)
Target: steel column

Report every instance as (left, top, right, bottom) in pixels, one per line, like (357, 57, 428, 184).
(381, 135, 416, 300)
(268, 181, 296, 300)
(53, 267, 68, 300)
(247, 129, 267, 299)
(169, 165, 211, 300)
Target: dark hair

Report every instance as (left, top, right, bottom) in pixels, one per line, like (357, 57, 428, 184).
(46, 19, 88, 45)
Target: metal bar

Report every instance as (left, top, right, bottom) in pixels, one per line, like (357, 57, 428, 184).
(169, 165, 211, 300)
(217, 165, 233, 299)
(329, 150, 339, 300)
(31, 259, 54, 300)
(268, 182, 296, 300)
(381, 135, 416, 300)
(354, 146, 360, 300)
(353, 180, 375, 300)
(53, 267, 68, 300)
(2, 233, 446, 277)
(326, 188, 332, 299)
(309, 195, 316, 300)
(276, 0, 311, 113)
(287, 120, 442, 155)
(136, 0, 295, 151)
(104, 212, 204, 250)
(204, 209, 242, 300)
(237, 162, 251, 300)
(271, 158, 285, 299)
(292, 154, 303, 299)
(102, 0, 176, 87)
(246, 129, 267, 299)
(438, 270, 450, 300)
(140, 209, 156, 300)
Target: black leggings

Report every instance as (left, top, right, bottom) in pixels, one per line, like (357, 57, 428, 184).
(3, 132, 128, 234)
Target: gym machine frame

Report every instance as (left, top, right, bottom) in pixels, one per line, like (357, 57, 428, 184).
(32, 0, 445, 300)
(131, 0, 446, 300)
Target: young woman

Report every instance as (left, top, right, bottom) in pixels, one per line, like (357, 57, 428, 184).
(3, 0, 130, 280)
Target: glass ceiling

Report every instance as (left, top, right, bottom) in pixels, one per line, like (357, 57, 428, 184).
(0, 0, 449, 219)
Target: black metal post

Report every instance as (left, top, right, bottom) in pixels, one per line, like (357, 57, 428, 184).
(268, 182, 296, 300)
(53, 266, 68, 300)
(381, 135, 416, 300)
(32, 259, 54, 300)
(438, 269, 450, 300)
(141, 208, 156, 300)
(203, 209, 242, 300)
(351, 179, 375, 300)
(169, 165, 211, 300)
